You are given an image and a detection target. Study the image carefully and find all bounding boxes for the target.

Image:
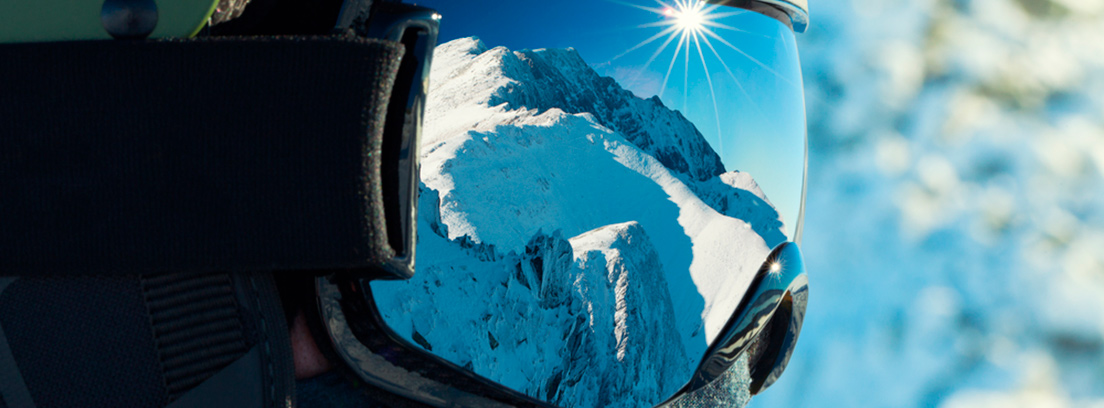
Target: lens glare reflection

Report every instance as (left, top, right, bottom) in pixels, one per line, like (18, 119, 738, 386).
(606, 0, 806, 239)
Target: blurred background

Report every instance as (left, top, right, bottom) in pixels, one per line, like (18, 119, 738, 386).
(750, 0, 1104, 407)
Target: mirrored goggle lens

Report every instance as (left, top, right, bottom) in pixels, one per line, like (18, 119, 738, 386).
(359, 1, 807, 406)
(674, 241, 808, 402)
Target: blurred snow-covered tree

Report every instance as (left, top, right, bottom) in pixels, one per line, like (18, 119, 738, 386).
(753, 0, 1104, 407)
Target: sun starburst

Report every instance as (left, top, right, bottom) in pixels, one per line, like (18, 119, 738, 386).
(667, 1, 708, 32)
(601, 0, 767, 155)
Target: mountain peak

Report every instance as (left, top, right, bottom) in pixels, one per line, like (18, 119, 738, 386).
(438, 35, 488, 56)
(430, 37, 726, 181)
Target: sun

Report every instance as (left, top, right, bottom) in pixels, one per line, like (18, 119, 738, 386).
(605, 0, 780, 165)
(667, 1, 708, 32)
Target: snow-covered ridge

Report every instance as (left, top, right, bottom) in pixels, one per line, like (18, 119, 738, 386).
(427, 37, 727, 182)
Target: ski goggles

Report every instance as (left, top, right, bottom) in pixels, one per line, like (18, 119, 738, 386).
(312, 0, 811, 407)
(1, 0, 807, 405)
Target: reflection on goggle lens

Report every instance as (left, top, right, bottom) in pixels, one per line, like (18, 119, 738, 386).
(665, 352, 752, 408)
(352, 0, 808, 406)
(676, 241, 807, 402)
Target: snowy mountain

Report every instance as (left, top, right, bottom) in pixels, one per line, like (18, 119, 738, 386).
(370, 37, 786, 406)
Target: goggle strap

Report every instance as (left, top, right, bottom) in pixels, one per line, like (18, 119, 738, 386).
(0, 36, 405, 276)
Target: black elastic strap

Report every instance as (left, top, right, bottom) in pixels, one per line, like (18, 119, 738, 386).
(0, 36, 404, 276)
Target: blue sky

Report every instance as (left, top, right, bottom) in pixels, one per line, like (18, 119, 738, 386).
(419, 0, 807, 237)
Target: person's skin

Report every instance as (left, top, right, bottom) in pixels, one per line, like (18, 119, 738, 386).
(290, 309, 333, 379)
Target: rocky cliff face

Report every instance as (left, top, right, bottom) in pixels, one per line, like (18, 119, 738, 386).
(563, 222, 690, 407)
(374, 188, 690, 407)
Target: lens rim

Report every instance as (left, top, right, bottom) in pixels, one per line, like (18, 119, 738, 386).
(755, 0, 808, 32)
(315, 241, 807, 407)
(703, 0, 808, 32)
(313, 274, 556, 407)
(359, 1, 441, 281)
(658, 241, 808, 405)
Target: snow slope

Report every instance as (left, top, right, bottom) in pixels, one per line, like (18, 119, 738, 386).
(371, 37, 785, 406)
